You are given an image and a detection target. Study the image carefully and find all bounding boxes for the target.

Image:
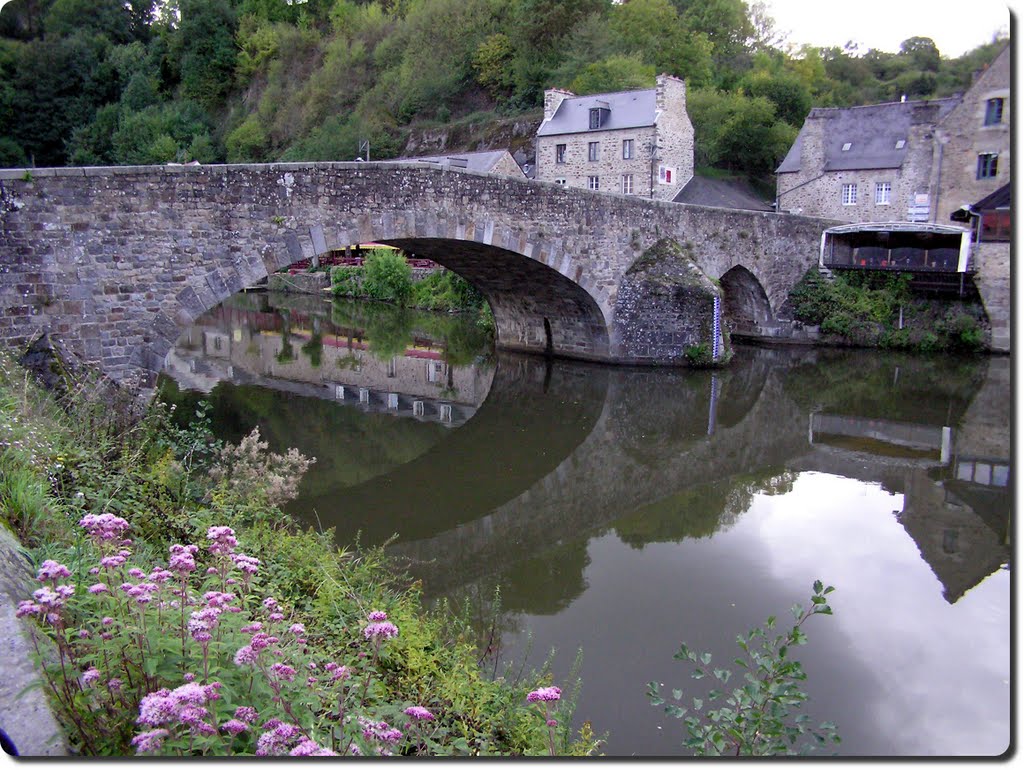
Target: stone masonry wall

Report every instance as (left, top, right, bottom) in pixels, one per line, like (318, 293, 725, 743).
(536, 125, 659, 196)
(652, 74, 694, 201)
(935, 45, 1011, 220)
(0, 163, 827, 383)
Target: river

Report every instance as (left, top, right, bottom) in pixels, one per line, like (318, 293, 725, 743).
(159, 291, 1011, 757)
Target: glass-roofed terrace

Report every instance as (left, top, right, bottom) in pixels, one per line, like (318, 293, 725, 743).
(820, 222, 973, 273)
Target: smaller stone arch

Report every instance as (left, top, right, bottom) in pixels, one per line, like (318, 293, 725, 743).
(719, 265, 773, 337)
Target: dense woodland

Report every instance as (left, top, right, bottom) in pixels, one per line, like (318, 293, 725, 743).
(0, 0, 1008, 184)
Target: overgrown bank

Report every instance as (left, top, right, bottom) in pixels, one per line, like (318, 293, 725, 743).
(0, 348, 597, 756)
(330, 248, 495, 332)
(787, 269, 988, 353)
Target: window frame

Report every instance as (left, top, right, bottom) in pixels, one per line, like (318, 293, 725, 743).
(874, 182, 891, 206)
(621, 174, 633, 194)
(622, 139, 634, 160)
(588, 142, 599, 162)
(589, 108, 601, 129)
(841, 183, 858, 206)
(555, 144, 566, 164)
(587, 175, 600, 191)
(977, 152, 999, 179)
(984, 98, 1004, 126)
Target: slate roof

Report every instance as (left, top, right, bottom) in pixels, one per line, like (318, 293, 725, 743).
(537, 89, 658, 136)
(386, 150, 516, 174)
(673, 175, 773, 211)
(973, 182, 1011, 210)
(777, 98, 960, 174)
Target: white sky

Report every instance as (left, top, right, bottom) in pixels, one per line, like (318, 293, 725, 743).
(760, 0, 1011, 57)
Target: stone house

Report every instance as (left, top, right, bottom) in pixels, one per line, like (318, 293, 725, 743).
(775, 44, 1010, 226)
(535, 74, 694, 201)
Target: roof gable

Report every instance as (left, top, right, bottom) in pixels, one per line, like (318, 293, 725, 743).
(777, 98, 959, 174)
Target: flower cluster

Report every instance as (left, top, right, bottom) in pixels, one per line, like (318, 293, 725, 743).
(527, 686, 562, 703)
(135, 681, 223, 746)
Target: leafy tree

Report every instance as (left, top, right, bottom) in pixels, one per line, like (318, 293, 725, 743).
(569, 54, 654, 95)
(680, 0, 754, 81)
(898, 36, 941, 73)
(43, 0, 133, 44)
(225, 115, 269, 162)
(739, 70, 812, 126)
(608, 0, 713, 86)
(688, 89, 795, 177)
(0, 136, 28, 167)
(473, 32, 516, 101)
(174, 0, 238, 109)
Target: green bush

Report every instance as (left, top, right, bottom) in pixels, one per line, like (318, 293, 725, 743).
(330, 265, 363, 297)
(411, 269, 485, 312)
(362, 249, 413, 303)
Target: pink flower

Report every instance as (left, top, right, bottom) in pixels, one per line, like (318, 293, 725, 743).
(363, 621, 399, 641)
(107, 678, 122, 693)
(367, 610, 388, 621)
(15, 600, 41, 618)
(101, 616, 114, 626)
(130, 728, 168, 754)
(37, 560, 71, 582)
(404, 706, 435, 721)
(269, 663, 297, 682)
(207, 526, 238, 555)
(289, 623, 305, 635)
(88, 583, 108, 594)
(526, 686, 562, 703)
(221, 719, 248, 736)
(79, 513, 130, 543)
(233, 645, 259, 666)
(81, 667, 101, 687)
(234, 706, 259, 724)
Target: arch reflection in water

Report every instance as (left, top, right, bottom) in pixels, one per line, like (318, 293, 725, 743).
(160, 295, 1010, 756)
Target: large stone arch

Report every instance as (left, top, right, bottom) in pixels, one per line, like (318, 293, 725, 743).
(719, 265, 773, 336)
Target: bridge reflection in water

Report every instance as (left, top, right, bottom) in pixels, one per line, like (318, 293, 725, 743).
(160, 293, 1010, 756)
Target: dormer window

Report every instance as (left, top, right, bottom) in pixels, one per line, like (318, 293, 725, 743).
(588, 105, 610, 129)
(841, 142, 852, 152)
(895, 139, 906, 150)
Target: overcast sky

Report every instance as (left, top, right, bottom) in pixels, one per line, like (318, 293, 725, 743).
(760, 0, 1011, 57)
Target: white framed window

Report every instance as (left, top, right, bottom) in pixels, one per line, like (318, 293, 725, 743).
(588, 142, 599, 161)
(621, 174, 633, 194)
(977, 152, 998, 179)
(587, 175, 599, 190)
(555, 144, 566, 163)
(622, 139, 634, 159)
(895, 139, 906, 150)
(841, 142, 852, 151)
(657, 165, 675, 184)
(841, 183, 857, 205)
(875, 182, 891, 205)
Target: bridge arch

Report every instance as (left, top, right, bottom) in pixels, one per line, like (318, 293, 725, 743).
(719, 265, 773, 336)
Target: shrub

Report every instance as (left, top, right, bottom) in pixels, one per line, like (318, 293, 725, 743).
(330, 266, 363, 297)
(649, 581, 839, 756)
(362, 249, 413, 304)
(411, 269, 484, 312)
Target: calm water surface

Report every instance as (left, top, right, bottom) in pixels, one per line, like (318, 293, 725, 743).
(161, 292, 1011, 757)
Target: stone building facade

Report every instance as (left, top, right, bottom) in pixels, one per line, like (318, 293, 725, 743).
(535, 74, 693, 201)
(776, 43, 1011, 226)
(933, 44, 1011, 221)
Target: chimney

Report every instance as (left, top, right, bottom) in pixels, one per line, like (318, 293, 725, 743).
(655, 73, 686, 114)
(543, 88, 574, 122)
(799, 108, 830, 174)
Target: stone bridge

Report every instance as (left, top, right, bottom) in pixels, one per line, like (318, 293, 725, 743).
(0, 162, 829, 384)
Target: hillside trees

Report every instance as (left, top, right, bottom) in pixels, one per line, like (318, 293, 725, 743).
(0, 0, 1008, 182)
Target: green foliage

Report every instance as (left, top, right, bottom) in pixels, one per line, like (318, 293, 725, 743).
(362, 248, 414, 304)
(569, 54, 655, 95)
(0, 0, 1007, 177)
(411, 269, 486, 313)
(788, 268, 987, 353)
(330, 265, 363, 297)
(649, 581, 840, 756)
(684, 343, 711, 366)
(0, 351, 586, 757)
